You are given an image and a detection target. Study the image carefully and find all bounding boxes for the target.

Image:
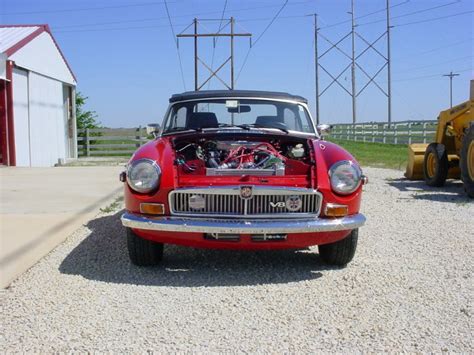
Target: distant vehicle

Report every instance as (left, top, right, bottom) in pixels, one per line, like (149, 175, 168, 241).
(120, 90, 367, 266)
(405, 81, 474, 197)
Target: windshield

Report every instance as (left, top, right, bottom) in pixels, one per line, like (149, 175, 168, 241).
(162, 99, 315, 135)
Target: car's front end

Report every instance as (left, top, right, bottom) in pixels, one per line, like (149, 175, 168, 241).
(121, 90, 367, 266)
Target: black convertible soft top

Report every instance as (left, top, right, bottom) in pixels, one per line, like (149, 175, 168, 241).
(169, 90, 308, 104)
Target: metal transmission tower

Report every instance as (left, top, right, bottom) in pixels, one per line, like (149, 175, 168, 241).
(313, 13, 354, 125)
(177, 18, 252, 91)
(442, 71, 460, 108)
(314, 0, 393, 125)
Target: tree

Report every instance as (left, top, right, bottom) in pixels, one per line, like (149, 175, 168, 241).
(76, 92, 101, 129)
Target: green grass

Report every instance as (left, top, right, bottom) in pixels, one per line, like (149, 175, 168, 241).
(100, 196, 124, 213)
(327, 138, 408, 170)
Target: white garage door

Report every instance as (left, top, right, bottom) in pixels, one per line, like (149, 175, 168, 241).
(12, 69, 68, 167)
(12, 68, 31, 167)
(28, 72, 67, 167)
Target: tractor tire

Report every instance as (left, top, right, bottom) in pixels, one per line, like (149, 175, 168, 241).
(127, 228, 164, 266)
(319, 229, 358, 267)
(423, 143, 449, 187)
(460, 124, 474, 198)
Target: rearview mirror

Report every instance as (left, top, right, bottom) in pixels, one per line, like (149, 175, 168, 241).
(317, 124, 333, 136)
(227, 105, 251, 113)
(146, 123, 160, 137)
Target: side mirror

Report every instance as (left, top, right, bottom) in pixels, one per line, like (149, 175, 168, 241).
(146, 123, 160, 137)
(317, 124, 333, 136)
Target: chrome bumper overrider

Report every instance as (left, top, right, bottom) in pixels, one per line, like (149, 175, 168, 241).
(121, 212, 366, 234)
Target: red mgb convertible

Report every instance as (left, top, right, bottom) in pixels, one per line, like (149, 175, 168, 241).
(120, 90, 367, 267)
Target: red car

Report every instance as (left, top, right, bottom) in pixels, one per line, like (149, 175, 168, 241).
(121, 90, 367, 267)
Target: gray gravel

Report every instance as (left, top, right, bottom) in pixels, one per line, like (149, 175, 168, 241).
(1, 167, 473, 353)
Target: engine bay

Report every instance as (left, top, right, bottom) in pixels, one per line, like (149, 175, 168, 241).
(173, 134, 312, 176)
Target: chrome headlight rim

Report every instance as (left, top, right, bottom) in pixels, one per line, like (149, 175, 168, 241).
(328, 160, 362, 195)
(126, 158, 161, 194)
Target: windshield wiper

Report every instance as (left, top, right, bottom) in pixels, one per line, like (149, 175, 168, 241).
(164, 127, 199, 133)
(216, 123, 255, 130)
(238, 123, 289, 134)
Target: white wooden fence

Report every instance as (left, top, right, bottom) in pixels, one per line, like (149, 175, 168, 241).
(76, 121, 437, 157)
(330, 120, 438, 145)
(77, 128, 149, 157)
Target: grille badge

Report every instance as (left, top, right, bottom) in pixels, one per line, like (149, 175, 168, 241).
(189, 194, 205, 210)
(240, 186, 253, 200)
(285, 195, 303, 212)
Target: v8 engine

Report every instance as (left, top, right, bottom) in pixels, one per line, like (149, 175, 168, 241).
(173, 135, 311, 177)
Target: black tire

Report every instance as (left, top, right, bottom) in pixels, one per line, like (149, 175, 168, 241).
(319, 229, 358, 266)
(126, 228, 164, 266)
(423, 142, 449, 187)
(460, 124, 474, 198)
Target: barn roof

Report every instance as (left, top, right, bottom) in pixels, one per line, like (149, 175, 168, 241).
(0, 24, 76, 82)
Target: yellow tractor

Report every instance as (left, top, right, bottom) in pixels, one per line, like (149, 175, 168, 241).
(405, 82, 474, 198)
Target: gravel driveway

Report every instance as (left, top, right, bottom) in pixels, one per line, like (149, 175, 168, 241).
(1, 167, 472, 352)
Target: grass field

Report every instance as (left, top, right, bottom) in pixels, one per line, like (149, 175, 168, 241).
(327, 138, 409, 170)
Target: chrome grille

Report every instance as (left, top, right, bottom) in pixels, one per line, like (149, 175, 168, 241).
(169, 186, 322, 218)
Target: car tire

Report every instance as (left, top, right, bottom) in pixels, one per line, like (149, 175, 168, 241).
(423, 142, 449, 187)
(460, 124, 474, 198)
(126, 228, 164, 266)
(318, 229, 358, 266)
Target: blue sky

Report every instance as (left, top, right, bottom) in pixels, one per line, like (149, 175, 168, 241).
(1, 0, 472, 127)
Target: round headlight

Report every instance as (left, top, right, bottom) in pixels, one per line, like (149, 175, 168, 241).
(329, 160, 362, 195)
(127, 159, 161, 193)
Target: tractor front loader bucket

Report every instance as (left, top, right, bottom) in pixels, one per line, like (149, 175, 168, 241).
(405, 144, 428, 180)
(405, 143, 461, 180)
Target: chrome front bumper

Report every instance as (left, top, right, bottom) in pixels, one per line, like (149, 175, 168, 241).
(121, 212, 366, 234)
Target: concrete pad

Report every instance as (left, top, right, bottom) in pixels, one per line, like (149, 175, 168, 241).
(0, 166, 124, 288)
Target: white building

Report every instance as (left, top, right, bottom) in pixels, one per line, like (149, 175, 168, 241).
(0, 24, 77, 167)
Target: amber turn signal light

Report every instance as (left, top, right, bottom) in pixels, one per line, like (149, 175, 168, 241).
(140, 203, 165, 215)
(324, 203, 348, 217)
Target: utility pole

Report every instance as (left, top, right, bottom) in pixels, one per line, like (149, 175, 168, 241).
(177, 17, 252, 91)
(230, 17, 235, 89)
(386, 0, 392, 127)
(443, 71, 459, 108)
(350, 0, 357, 125)
(314, 14, 320, 125)
(193, 18, 198, 91)
(314, 0, 392, 127)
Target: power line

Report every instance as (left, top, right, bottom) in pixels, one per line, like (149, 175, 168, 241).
(358, 0, 460, 26)
(238, 14, 310, 23)
(53, 0, 459, 34)
(320, 0, 409, 29)
(163, 0, 187, 90)
(395, 10, 474, 27)
(230, 1, 409, 27)
(417, 38, 473, 54)
(235, 0, 289, 83)
(55, 23, 183, 34)
(394, 56, 472, 73)
(3, 0, 179, 15)
(391, 67, 471, 82)
(253, 1, 289, 45)
(51, 0, 312, 30)
(392, 38, 473, 62)
(53, 13, 310, 33)
(53, 16, 180, 30)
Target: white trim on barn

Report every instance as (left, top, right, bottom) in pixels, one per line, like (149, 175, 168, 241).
(0, 53, 6, 80)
